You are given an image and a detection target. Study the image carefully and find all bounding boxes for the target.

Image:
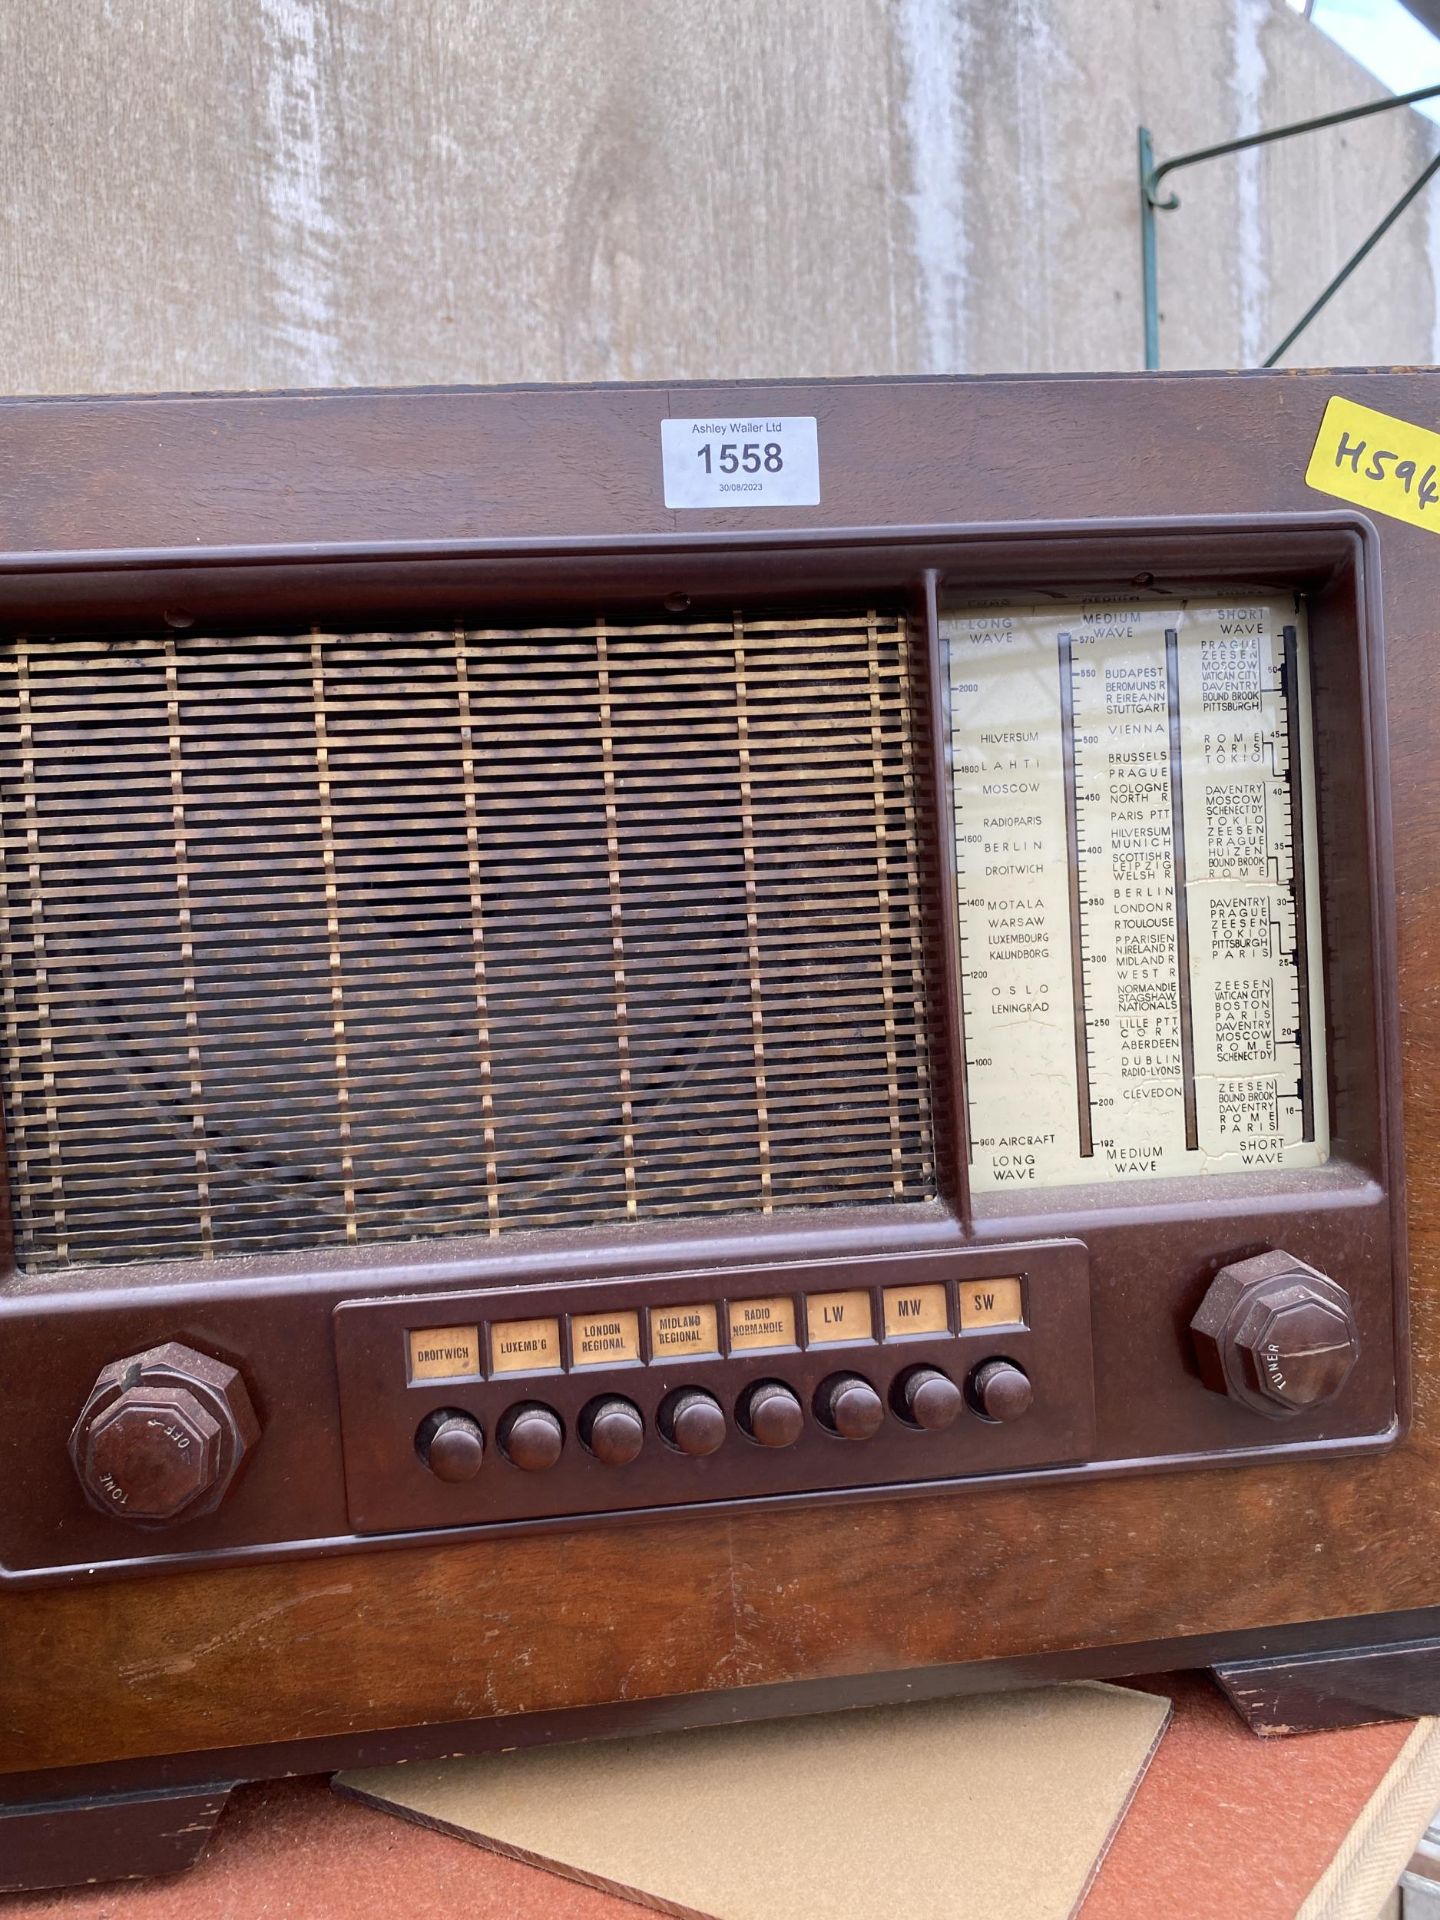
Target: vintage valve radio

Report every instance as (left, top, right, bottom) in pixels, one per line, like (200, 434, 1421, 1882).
(0, 372, 1433, 1890)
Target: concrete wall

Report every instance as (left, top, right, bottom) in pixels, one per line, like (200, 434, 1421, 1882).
(1, 0, 1436, 394)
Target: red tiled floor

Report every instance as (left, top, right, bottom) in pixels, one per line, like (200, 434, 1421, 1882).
(1081, 1675, 1416, 1918)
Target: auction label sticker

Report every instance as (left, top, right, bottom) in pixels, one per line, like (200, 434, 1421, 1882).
(661, 414, 819, 509)
(1306, 395, 1440, 533)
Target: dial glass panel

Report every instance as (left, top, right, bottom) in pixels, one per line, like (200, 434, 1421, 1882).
(944, 594, 1328, 1190)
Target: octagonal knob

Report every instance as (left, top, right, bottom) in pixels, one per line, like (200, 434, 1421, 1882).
(1191, 1250, 1360, 1419)
(68, 1341, 260, 1523)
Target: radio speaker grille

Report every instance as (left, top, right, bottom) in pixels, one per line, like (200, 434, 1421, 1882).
(0, 612, 933, 1269)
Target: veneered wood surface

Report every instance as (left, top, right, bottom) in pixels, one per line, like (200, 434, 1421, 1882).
(1, 369, 1438, 1776)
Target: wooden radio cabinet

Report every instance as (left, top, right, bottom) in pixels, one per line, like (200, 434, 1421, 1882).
(0, 370, 1434, 1890)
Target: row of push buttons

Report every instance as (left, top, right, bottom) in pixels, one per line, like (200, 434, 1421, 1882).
(408, 1277, 1025, 1385)
(417, 1357, 1032, 1482)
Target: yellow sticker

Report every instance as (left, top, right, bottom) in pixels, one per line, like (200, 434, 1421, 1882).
(1305, 395, 1440, 532)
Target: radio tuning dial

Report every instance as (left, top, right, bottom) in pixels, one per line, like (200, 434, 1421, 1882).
(816, 1373, 885, 1440)
(741, 1380, 804, 1448)
(418, 1409, 485, 1482)
(661, 1388, 726, 1457)
(1191, 1250, 1360, 1418)
(68, 1341, 259, 1525)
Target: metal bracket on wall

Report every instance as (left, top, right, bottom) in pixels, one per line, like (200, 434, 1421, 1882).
(1139, 82, 1440, 371)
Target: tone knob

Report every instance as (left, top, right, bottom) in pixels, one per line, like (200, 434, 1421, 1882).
(815, 1372, 885, 1439)
(660, 1387, 726, 1457)
(740, 1380, 804, 1448)
(68, 1340, 259, 1525)
(898, 1365, 963, 1431)
(581, 1396, 644, 1466)
(417, 1409, 485, 1482)
(499, 1402, 564, 1470)
(1191, 1249, 1359, 1418)
(970, 1358, 1033, 1423)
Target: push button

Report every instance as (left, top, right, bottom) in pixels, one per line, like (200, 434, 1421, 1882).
(580, 1396, 644, 1466)
(896, 1365, 963, 1431)
(814, 1372, 884, 1439)
(740, 1380, 804, 1448)
(660, 1387, 727, 1457)
(417, 1408, 485, 1482)
(499, 1402, 564, 1470)
(969, 1358, 1033, 1423)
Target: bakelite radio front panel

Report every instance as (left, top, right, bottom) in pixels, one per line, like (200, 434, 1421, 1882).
(0, 500, 1402, 1583)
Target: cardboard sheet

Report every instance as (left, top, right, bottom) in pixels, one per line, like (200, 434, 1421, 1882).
(336, 1682, 1171, 1920)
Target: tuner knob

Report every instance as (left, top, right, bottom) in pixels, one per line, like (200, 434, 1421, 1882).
(581, 1396, 645, 1466)
(740, 1380, 804, 1448)
(499, 1403, 564, 1471)
(660, 1387, 727, 1457)
(815, 1372, 885, 1439)
(68, 1340, 260, 1525)
(1191, 1249, 1360, 1419)
(418, 1409, 485, 1482)
(898, 1365, 964, 1431)
(969, 1358, 1033, 1423)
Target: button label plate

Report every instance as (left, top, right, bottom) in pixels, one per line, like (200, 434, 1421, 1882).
(728, 1296, 797, 1352)
(571, 1310, 641, 1367)
(491, 1317, 563, 1373)
(806, 1289, 874, 1345)
(408, 1325, 482, 1382)
(882, 1283, 949, 1339)
(650, 1302, 720, 1358)
(958, 1277, 1025, 1329)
